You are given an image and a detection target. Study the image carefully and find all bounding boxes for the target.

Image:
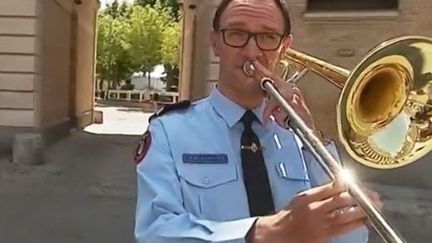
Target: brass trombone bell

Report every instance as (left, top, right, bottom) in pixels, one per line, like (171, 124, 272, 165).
(282, 36, 432, 169)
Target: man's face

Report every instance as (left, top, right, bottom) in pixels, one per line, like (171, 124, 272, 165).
(211, 0, 293, 96)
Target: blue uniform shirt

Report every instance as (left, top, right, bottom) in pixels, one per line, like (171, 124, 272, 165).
(135, 87, 369, 243)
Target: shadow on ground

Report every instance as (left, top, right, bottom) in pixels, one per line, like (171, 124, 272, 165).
(0, 132, 139, 243)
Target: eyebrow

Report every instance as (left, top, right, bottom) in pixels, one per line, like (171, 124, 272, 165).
(261, 25, 280, 33)
(223, 21, 281, 33)
(223, 21, 246, 28)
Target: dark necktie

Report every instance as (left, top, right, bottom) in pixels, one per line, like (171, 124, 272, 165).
(240, 110, 275, 216)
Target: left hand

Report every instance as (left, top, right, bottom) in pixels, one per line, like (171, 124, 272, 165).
(250, 59, 321, 138)
(362, 186, 383, 210)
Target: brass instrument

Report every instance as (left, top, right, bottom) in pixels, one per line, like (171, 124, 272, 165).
(243, 35, 432, 243)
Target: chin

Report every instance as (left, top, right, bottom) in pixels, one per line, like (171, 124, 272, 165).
(242, 81, 264, 96)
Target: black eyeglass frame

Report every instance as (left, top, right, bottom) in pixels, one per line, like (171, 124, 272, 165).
(219, 28, 285, 51)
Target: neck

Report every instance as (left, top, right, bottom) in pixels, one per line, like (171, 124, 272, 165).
(216, 82, 263, 110)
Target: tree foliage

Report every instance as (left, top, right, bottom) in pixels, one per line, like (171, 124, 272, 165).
(96, 12, 132, 89)
(96, 1, 180, 91)
(160, 21, 180, 90)
(134, 0, 180, 20)
(127, 5, 164, 77)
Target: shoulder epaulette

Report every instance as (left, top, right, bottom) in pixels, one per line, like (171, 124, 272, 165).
(149, 100, 191, 122)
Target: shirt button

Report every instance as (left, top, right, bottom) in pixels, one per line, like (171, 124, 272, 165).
(202, 176, 210, 184)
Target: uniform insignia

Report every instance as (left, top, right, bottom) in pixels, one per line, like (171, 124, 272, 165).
(277, 162, 288, 178)
(149, 100, 191, 122)
(135, 130, 152, 164)
(241, 143, 264, 153)
(183, 154, 228, 164)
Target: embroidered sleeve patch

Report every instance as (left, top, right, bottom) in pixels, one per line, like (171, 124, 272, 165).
(135, 130, 152, 164)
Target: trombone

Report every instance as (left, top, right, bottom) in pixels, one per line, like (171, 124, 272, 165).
(243, 35, 432, 243)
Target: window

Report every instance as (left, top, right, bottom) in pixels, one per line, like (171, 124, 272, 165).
(307, 0, 399, 11)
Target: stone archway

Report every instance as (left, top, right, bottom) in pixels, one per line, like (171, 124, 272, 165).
(0, 0, 99, 161)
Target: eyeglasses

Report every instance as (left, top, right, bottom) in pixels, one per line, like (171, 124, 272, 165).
(219, 29, 284, 51)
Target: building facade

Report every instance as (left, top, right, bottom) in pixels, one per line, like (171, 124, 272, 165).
(178, 0, 432, 187)
(0, 0, 99, 154)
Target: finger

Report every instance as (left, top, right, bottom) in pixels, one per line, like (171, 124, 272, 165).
(263, 84, 296, 121)
(263, 95, 291, 123)
(266, 87, 304, 120)
(319, 192, 357, 214)
(294, 180, 346, 205)
(328, 206, 367, 226)
(263, 99, 279, 121)
(328, 217, 367, 239)
(375, 196, 384, 210)
(251, 59, 275, 79)
(333, 177, 347, 191)
(252, 59, 288, 87)
(250, 59, 302, 98)
(273, 107, 289, 127)
(291, 88, 303, 106)
(362, 188, 383, 210)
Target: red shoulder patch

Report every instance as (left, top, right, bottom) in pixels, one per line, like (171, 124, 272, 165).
(135, 130, 152, 164)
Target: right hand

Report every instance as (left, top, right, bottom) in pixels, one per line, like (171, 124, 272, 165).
(250, 60, 322, 139)
(247, 181, 380, 243)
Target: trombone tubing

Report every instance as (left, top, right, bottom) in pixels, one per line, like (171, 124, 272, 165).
(260, 78, 405, 243)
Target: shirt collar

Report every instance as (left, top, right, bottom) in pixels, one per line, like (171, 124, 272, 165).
(209, 86, 266, 127)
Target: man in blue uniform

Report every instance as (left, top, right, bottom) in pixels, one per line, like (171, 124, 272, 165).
(135, 0, 381, 242)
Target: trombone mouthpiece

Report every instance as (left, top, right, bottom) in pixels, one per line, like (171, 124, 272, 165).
(243, 60, 256, 77)
(260, 77, 274, 91)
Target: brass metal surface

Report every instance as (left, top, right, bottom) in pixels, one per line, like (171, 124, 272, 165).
(284, 36, 432, 169)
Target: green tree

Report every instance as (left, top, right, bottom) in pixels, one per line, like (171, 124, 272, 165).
(134, 0, 180, 20)
(132, 1, 180, 91)
(126, 5, 169, 87)
(96, 2, 180, 92)
(160, 22, 180, 90)
(96, 12, 132, 89)
(104, 0, 132, 19)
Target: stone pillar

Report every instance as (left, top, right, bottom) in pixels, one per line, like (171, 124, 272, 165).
(178, 0, 198, 100)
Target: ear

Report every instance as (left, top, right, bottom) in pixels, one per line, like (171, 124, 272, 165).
(281, 34, 293, 53)
(277, 34, 293, 62)
(210, 30, 220, 57)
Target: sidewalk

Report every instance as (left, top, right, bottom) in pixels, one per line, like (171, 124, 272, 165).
(0, 132, 139, 243)
(85, 104, 151, 135)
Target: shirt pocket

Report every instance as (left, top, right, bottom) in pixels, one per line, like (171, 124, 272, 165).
(272, 159, 311, 210)
(276, 160, 309, 181)
(179, 163, 237, 188)
(177, 163, 246, 221)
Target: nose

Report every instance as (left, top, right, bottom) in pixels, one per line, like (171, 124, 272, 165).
(241, 36, 262, 59)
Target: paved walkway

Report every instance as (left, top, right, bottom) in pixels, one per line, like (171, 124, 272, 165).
(0, 105, 149, 243)
(85, 105, 151, 135)
(0, 132, 138, 243)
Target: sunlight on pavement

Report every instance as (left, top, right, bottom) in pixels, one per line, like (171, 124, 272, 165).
(84, 106, 152, 135)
